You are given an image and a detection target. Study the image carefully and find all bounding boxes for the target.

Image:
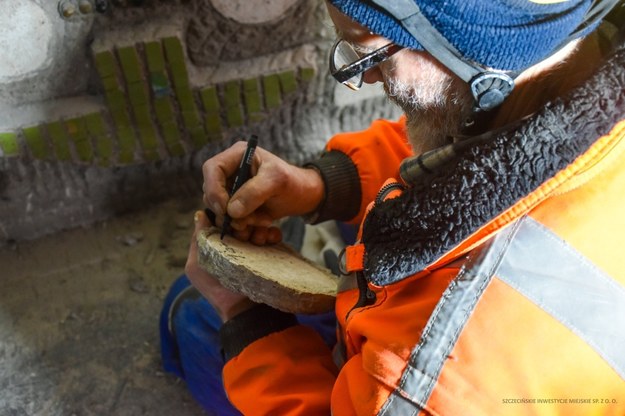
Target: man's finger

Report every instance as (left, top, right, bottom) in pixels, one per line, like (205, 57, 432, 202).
(202, 142, 250, 215)
(226, 171, 283, 218)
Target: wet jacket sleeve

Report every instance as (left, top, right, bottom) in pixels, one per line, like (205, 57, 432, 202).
(304, 117, 413, 225)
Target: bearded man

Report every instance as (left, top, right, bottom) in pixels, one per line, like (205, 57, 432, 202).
(161, 1, 625, 414)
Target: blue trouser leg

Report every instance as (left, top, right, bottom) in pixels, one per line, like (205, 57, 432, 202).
(160, 275, 337, 415)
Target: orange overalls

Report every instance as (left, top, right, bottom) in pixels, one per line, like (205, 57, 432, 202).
(222, 39, 625, 414)
(223, 111, 625, 414)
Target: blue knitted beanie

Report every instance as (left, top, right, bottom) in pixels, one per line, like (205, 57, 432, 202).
(329, 0, 597, 71)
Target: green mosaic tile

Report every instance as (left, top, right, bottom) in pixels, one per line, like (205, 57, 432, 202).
(226, 107, 244, 128)
(117, 46, 143, 84)
(116, 127, 136, 164)
(181, 110, 201, 129)
(201, 88, 222, 138)
(133, 105, 153, 128)
(105, 89, 128, 111)
(224, 81, 241, 107)
(161, 122, 185, 156)
(205, 113, 222, 137)
(189, 126, 207, 148)
(175, 89, 196, 112)
(94, 50, 117, 79)
(101, 75, 120, 92)
(144, 41, 165, 72)
(169, 65, 189, 90)
(0, 132, 19, 156)
(153, 97, 176, 125)
(149, 71, 170, 97)
(47, 121, 71, 161)
(95, 135, 114, 167)
(224, 81, 244, 127)
(200, 87, 220, 112)
(162, 37, 185, 64)
(163, 37, 189, 90)
(110, 108, 133, 131)
(243, 78, 264, 122)
(127, 83, 149, 108)
(134, 106, 160, 161)
(176, 88, 204, 135)
(262, 74, 282, 109)
(84, 113, 113, 167)
(66, 118, 93, 162)
(142, 141, 160, 161)
(23, 126, 48, 160)
(84, 112, 108, 137)
(278, 70, 298, 94)
(300, 67, 315, 82)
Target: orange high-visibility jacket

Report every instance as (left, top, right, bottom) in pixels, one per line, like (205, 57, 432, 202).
(219, 39, 625, 415)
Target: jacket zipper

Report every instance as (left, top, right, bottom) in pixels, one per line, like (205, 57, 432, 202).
(345, 272, 376, 321)
(375, 181, 406, 205)
(345, 182, 403, 320)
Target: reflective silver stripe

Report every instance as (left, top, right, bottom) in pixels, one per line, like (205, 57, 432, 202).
(379, 216, 625, 415)
(378, 221, 521, 415)
(497, 217, 625, 380)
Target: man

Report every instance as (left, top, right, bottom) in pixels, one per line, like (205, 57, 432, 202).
(162, 0, 625, 414)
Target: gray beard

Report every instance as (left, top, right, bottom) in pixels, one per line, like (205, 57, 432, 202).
(384, 74, 474, 155)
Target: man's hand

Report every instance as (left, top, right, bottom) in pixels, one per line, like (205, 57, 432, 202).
(202, 141, 324, 242)
(185, 210, 256, 322)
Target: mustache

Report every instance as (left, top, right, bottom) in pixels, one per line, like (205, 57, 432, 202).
(381, 75, 475, 154)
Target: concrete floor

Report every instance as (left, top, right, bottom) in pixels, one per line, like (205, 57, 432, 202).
(0, 197, 210, 415)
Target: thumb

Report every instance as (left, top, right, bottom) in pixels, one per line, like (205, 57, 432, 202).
(190, 211, 209, 249)
(194, 210, 211, 231)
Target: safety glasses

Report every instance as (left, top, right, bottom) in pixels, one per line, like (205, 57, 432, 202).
(329, 39, 403, 90)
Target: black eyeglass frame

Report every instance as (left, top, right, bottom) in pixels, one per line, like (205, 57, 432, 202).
(329, 40, 403, 89)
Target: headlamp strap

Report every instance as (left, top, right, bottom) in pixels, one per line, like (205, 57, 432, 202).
(367, 0, 517, 111)
(366, 0, 620, 111)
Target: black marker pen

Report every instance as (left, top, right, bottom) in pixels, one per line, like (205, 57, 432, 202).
(221, 135, 258, 240)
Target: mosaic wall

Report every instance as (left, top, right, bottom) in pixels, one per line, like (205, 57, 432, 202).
(0, 0, 400, 244)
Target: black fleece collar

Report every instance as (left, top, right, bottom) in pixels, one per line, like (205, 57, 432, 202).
(361, 45, 625, 286)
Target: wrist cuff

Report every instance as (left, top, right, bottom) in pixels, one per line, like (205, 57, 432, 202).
(219, 304, 298, 362)
(303, 150, 361, 223)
